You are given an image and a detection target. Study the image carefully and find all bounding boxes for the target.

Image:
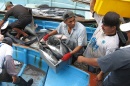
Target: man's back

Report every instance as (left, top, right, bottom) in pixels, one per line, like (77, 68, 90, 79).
(98, 47, 130, 86)
(9, 5, 31, 18)
(3, 5, 31, 21)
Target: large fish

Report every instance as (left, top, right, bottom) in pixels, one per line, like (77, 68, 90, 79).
(46, 43, 62, 59)
(39, 47, 58, 65)
(29, 32, 49, 49)
(24, 25, 37, 36)
(6, 32, 25, 45)
(59, 40, 72, 55)
(45, 36, 71, 59)
(5, 32, 37, 46)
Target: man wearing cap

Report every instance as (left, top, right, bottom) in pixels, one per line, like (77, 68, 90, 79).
(0, 37, 33, 85)
(42, 10, 87, 63)
(81, 0, 123, 84)
(0, 1, 32, 39)
(76, 22, 130, 86)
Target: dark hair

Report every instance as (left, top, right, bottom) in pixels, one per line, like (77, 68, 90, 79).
(102, 12, 120, 30)
(62, 11, 75, 20)
(2, 37, 13, 46)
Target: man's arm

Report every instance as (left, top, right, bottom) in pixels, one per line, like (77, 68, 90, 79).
(70, 46, 83, 55)
(42, 30, 58, 41)
(90, 0, 96, 13)
(0, 8, 13, 29)
(5, 55, 18, 83)
(77, 56, 99, 67)
(0, 20, 5, 29)
(48, 30, 58, 36)
(3, 8, 12, 22)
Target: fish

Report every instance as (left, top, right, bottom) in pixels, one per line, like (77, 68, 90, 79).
(6, 32, 25, 45)
(29, 32, 49, 49)
(45, 36, 71, 59)
(59, 40, 72, 55)
(24, 25, 37, 36)
(46, 43, 62, 59)
(39, 47, 58, 65)
(5, 32, 37, 46)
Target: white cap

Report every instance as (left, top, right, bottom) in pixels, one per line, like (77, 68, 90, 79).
(120, 22, 130, 32)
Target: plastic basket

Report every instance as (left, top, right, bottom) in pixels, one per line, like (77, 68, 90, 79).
(94, 0, 130, 18)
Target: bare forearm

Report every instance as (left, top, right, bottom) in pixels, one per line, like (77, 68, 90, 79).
(90, 0, 96, 13)
(0, 20, 5, 28)
(48, 30, 58, 36)
(70, 46, 83, 55)
(83, 57, 99, 67)
(77, 56, 99, 67)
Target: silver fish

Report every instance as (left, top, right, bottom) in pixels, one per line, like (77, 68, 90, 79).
(47, 43, 62, 59)
(29, 32, 49, 49)
(39, 48, 58, 65)
(24, 25, 37, 36)
(60, 40, 72, 55)
(6, 32, 37, 46)
(6, 32, 25, 45)
(46, 39, 71, 59)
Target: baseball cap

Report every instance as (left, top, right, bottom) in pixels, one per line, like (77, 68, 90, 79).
(2, 37, 13, 46)
(5, 1, 13, 10)
(62, 11, 75, 20)
(102, 12, 120, 27)
(120, 22, 130, 32)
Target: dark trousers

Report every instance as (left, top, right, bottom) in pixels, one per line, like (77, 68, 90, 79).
(0, 69, 12, 82)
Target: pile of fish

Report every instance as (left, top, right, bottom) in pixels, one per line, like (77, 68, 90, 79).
(39, 36, 71, 65)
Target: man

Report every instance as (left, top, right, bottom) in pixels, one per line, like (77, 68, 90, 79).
(84, 0, 120, 59)
(0, 1, 32, 39)
(83, 0, 121, 83)
(0, 37, 33, 86)
(77, 22, 130, 86)
(43, 11, 87, 63)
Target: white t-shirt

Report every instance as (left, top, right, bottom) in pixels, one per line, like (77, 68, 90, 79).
(0, 43, 13, 69)
(83, 13, 119, 58)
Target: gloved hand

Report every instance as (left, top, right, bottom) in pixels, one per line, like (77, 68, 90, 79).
(43, 34, 50, 41)
(61, 52, 72, 61)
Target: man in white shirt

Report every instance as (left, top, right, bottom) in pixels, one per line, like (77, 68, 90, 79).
(83, 0, 121, 84)
(0, 37, 33, 86)
(76, 22, 130, 86)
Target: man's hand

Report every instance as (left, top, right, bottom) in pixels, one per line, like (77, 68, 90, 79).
(0, 20, 4, 29)
(77, 56, 85, 63)
(0, 21, 3, 29)
(96, 71, 104, 81)
(61, 52, 72, 61)
(43, 34, 50, 41)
